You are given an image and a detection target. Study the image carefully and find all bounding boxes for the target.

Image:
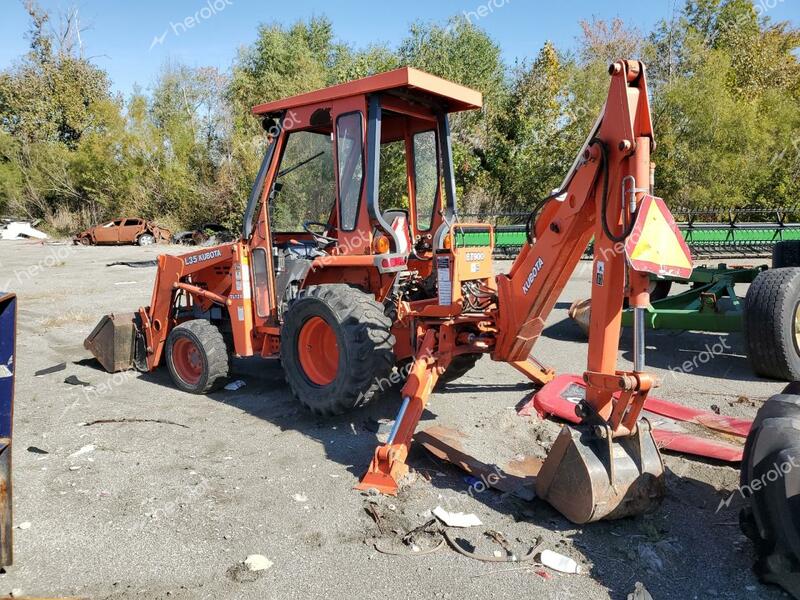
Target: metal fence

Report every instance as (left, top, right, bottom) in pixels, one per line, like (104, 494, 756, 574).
(459, 207, 800, 259)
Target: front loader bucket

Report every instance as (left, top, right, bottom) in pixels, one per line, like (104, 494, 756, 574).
(83, 313, 138, 373)
(536, 419, 665, 524)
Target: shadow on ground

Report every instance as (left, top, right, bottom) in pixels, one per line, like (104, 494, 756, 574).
(74, 346, 775, 599)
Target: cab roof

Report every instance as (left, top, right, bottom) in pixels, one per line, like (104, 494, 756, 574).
(251, 67, 483, 116)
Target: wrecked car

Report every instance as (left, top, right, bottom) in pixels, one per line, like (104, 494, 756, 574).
(172, 223, 234, 246)
(73, 218, 170, 246)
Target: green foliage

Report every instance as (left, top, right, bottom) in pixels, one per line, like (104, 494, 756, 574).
(0, 1, 798, 237)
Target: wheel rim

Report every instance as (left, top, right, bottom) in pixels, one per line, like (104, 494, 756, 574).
(795, 302, 800, 352)
(140, 235, 154, 245)
(297, 316, 339, 386)
(172, 337, 203, 385)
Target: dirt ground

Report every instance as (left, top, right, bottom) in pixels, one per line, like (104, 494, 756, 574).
(0, 240, 788, 600)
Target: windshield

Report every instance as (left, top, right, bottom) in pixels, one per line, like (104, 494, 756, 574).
(270, 131, 335, 232)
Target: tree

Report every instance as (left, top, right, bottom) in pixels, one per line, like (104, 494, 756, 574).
(398, 18, 507, 211)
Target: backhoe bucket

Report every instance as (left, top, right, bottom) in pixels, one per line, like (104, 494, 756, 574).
(535, 419, 665, 523)
(83, 313, 139, 373)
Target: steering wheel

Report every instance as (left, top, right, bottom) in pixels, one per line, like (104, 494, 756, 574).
(303, 221, 337, 247)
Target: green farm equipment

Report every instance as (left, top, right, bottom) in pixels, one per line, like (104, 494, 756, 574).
(468, 208, 800, 259)
(569, 240, 800, 381)
(619, 264, 764, 333)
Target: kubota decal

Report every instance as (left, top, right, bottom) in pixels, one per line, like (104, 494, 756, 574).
(522, 257, 544, 295)
(184, 249, 222, 266)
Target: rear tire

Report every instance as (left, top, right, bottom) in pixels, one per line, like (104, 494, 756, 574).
(281, 285, 395, 416)
(165, 320, 229, 393)
(773, 240, 800, 269)
(740, 388, 800, 595)
(138, 233, 156, 246)
(744, 268, 800, 380)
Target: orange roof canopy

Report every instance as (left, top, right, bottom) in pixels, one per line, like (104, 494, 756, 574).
(251, 67, 483, 116)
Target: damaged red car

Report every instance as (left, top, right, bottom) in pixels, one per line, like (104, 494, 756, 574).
(73, 218, 171, 246)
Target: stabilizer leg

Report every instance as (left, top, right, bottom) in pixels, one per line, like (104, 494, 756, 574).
(510, 357, 555, 386)
(357, 330, 442, 494)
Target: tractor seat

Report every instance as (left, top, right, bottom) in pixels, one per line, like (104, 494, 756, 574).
(284, 239, 325, 259)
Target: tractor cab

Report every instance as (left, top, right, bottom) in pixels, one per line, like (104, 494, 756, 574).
(85, 68, 487, 417)
(243, 68, 483, 319)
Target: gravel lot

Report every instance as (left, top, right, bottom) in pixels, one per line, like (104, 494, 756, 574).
(0, 240, 787, 600)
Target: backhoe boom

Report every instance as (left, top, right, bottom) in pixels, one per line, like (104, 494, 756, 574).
(359, 60, 690, 523)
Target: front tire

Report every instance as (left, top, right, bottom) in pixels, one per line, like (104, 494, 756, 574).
(281, 285, 395, 416)
(744, 268, 800, 380)
(138, 233, 156, 246)
(165, 320, 229, 393)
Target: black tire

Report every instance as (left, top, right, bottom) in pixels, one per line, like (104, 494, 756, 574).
(281, 284, 395, 416)
(165, 319, 229, 393)
(740, 391, 800, 594)
(744, 268, 800, 380)
(773, 240, 800, 269)
(138, 233, 156, 246)
(438, 354, 481, 385)
(649, 279, 672, 302)
(741, 390, 800, 490)
(623, 279, 672, 309)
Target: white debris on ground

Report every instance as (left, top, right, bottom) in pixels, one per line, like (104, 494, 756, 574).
(539, 549, 582, 574)
(68, 444, 96, 458)
(0, 221, 48, 240)
(432, 506, 482, 528)
(224, 379, 246, 391)
(243, 554, 273, 572)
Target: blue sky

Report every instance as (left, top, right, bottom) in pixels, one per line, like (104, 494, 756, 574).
(1, 0, 798, 97)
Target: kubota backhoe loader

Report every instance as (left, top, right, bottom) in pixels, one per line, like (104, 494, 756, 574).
(85, 61, 693, 524)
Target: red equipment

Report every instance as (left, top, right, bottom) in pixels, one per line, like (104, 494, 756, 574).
(356, 60, 693, 523)
(85, 61, 692, 523)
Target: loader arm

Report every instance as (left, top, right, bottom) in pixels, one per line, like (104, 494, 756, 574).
(128, 242, 262, 373)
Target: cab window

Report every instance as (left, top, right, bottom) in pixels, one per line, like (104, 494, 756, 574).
(336, 112, 364, 231)
(413, 131, 439, 231)
(379, 139, 408, 213)
(270, 131, 335, 232)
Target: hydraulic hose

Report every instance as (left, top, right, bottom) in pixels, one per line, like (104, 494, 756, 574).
(524, 189, 564, 244)
(590, 137, 636, 244)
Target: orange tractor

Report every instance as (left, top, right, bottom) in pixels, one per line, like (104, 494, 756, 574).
(86, 61, 693, 523)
